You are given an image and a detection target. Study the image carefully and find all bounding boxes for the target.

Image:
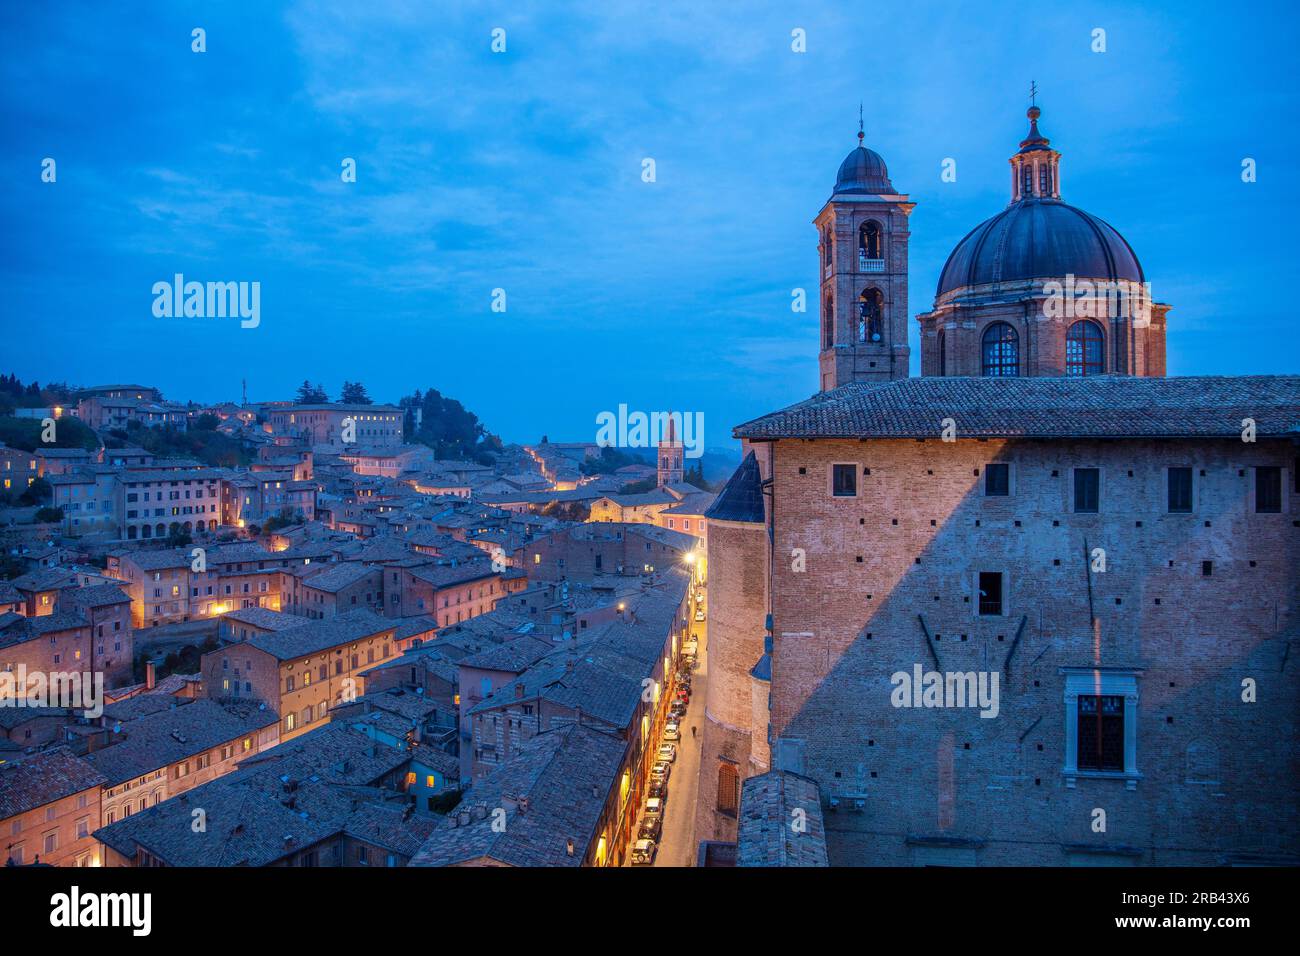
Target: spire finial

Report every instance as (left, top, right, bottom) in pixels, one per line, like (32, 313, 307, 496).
(1029, 79, 1038, 108)
(858, 102, 864, 145)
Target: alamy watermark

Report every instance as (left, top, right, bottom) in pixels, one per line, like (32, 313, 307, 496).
(890, 664, 1000, 718)
(595, 406, 704, 459)
(152, 274, 260, 328)
(0, 666, 104, 718)
(1040, 274, 1152, 323)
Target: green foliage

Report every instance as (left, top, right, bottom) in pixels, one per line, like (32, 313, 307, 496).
(683, 462, 712, 492)
(126, 423, 250, 467)
(193, 413, 220, 431)
(540, 500, 591, 522)
(34, 505, 64, 523)
(399, 387, 502, 463)
(580, 445, 641, 476)
(0, 414, 98, 452)
(263, 508, 304, 533)
(18, 476, 52, 505)
(620, 477, 657, 495)
(340, 381, 372, 404)
(295, 381, 329, 404)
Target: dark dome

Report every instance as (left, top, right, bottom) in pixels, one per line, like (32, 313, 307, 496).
(937, 198, 1143, 297)
(834, 144, 894, 195)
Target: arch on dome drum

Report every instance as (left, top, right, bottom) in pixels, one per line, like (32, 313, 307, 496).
(858, 288, 884, 344)
(859, 220, 883, 261)
(937, 329, 946, 375)
(981, 322, 1020, 377)
(1066, 319, 1105, 376)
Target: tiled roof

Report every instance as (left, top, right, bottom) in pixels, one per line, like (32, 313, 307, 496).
(705, 451, 765, 523)
(221, 607, 301, 631)
(0, 749, 106, 819)
(736, 771, 829, 867)
(86, 699, 278, 786)
(244, 609, 394, 661)
(457, 636, 555, 674)
(69, 583, 131, 609)
(734, 375, 1300, 440)
(409, 723, 625, 867)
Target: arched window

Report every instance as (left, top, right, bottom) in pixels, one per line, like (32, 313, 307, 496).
(937, 329, 946, 376)
(859, 220, 882, 261)
(858, 289, 883, 343)
(1039, 164, 1051, 197)
(1066, 319, 1104, 376)
(822, 294, 834, 349)
(822, 228, 832, 267)
(981, 322, 1019, 377)
(717, 763, 739, 815)
(1022, 164, 1033, 197)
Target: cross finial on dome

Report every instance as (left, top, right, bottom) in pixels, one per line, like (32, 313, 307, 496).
(1029, 79, 1038, 107)
(858, 102, 864, 145)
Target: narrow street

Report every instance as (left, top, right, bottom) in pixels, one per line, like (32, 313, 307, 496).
(627, 591, 708, 867)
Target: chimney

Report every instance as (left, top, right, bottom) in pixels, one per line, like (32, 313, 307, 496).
(145, 659, 156, 691)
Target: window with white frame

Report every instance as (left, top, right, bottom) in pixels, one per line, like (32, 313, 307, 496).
(1062, 669, 1141, 789)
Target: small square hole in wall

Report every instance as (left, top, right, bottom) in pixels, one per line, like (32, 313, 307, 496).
(930, 519, 936, 527)
(934, 595, 940, 601)
(1035, 778, 1041, 785)
(960, 634, 968, 641)
(997, 634, 1005, 642)
(865, 632, 873, 639)
(1202, 561, 1213, 576)
(868, 739, 874, 746)
(1053, 558, 1061, 566)
(870, 771, 877, 778)
(1051, 470, 1059, 477)
(869, 362, 876, 368)
(892, 518, 898, 526)
(1249, 560, 1257, 568)
(1200, 469, 1206, 477)
(1166, 716, 1174, 724)
(935, 634, 942, 641)
(798, 467, 806, 475)
(1168, 560, 1174, 568)
(1115, 598, 1122, 605)
(1135, 521, 1142, 527)
(1033, 680, 1040, 687)
(1127, 470, 1134, 477)
(1036, 743, 1043, 751)
(963, 742, 971, 750)
(927, 469, 933, 475)
(914, 557, 921, 564)
(1154, 598, 1161, 605)
(1238, 469, 1245, 477)
(863, 467, 871, 476)
(1014, 520, 1021, 527)
(855, 555, 863, 563)
(834, 771, 842, 778)
(867, 594, 873, 600)
(973, 468, 980, 476)
(1169, 681, 1176, 688)
(1052, 520, 1059, 527)
(963, 596, 970, 603)
(975, 519, 981, 527)
(859, 518, 865, 525)
(1204, 521, 1212, 528)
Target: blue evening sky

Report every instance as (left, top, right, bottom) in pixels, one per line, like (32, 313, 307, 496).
(2, 0, 1297, 448)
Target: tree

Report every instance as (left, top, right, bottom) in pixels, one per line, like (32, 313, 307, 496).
(340, 381, 372, 405)
(295, 381, 328, 404)
(399, 387, 502, 463)
(620, 477, 656, 495)
(35, 505, 63, 523)
(683, 462, 712, 492)
(194, 413, 220, 431)
(19, 476, 52, 506)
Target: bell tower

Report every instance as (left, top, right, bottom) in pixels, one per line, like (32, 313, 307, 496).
(816, 114, 914, 391)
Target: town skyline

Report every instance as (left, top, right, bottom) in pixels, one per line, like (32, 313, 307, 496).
(4, 1, 1298, 447)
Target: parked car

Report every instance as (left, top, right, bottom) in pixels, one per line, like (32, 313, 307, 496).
(651, 760, 671, 782)
(656, 743, 676, 764)
(676, 689, 690, 704)
(649, 776, 669, 799)
(669, 702, 687, 720)
(639, 816, 663, 841)
(683, 639, 698, 656)
(631, 838, 657, 865)
(694, 609, 705, 622)
(664, 721, 681, 742)
(644, 796, 664, 818)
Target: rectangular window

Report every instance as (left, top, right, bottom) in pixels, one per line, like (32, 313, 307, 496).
(977, 572, 1003, 616)
(1077, 695, 1125, 772)
(1255, 466, 1282, 513)
(984, 463, 1009, 497)
(1073, 468, 1100, 514)
(831, 464, 857, 497)
(1160, 466, 1192, 514)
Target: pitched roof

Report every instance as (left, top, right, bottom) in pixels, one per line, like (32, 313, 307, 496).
(243, 609, 395, 661)
(0, 750, 106, 819)
(734, 375, 1300, 441)
(705, 451, 765, 523)
(736, 770, 829, 867)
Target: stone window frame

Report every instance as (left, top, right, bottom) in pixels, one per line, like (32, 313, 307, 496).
(982, 461, 1015, 498)
(1061, 668, 1143, 790)
(972, 569, 1009, 618)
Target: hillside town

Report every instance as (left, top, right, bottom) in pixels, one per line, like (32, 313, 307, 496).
(0, 378, 752, 868)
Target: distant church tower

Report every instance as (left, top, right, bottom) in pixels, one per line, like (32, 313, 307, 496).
(657, 414, 683, 487)
(816, 114, 914, 391)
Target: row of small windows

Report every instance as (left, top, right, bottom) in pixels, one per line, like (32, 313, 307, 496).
(833, 462, 1288, 514)
(956, 320, 1105, 377)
